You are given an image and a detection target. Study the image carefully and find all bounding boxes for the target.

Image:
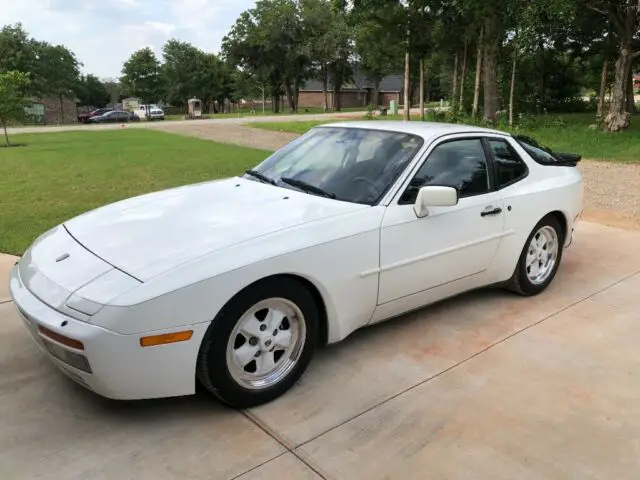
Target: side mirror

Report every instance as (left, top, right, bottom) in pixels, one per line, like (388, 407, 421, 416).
(413, 185, 458, 218)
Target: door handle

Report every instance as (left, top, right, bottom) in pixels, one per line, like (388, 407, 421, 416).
(481, 207, 502, 217)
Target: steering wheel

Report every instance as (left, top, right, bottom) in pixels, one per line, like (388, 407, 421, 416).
(351, 176, 382, 202)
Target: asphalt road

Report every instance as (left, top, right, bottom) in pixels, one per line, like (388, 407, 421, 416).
(6, 111, 367, 135)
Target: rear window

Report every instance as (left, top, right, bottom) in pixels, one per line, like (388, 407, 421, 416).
(513, 135, 561, 165)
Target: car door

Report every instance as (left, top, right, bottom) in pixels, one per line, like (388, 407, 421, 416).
(377, 135, 506, 304)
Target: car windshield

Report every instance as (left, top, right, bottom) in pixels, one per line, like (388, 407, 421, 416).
(246, 127, 423, 205)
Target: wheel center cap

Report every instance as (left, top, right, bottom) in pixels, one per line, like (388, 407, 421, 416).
(260, 338, 273, 351)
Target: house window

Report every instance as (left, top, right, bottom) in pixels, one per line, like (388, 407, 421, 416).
(24, 103, 45, 124)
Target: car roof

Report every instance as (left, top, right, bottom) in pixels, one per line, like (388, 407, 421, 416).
(315, 120, 509, 141)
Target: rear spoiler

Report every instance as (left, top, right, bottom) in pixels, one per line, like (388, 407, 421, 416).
(554, 152, 581, 166)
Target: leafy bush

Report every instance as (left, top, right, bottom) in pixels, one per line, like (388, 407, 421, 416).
(363, 103, 375, 120)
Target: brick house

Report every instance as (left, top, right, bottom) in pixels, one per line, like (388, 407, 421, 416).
(290, 74, 405, 109)
(25, 96, 79, 125)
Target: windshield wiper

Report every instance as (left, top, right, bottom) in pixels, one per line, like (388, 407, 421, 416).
(280, 177, 336, 199)
(245, 169, 277, 186)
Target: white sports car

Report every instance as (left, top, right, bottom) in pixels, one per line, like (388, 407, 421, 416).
(9, 121, 583, 407)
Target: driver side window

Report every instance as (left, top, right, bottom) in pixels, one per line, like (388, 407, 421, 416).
(399, 138, 490, 204)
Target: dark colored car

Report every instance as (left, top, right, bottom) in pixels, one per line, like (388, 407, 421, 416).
(87, 110, 140, 124)
(78, 108, 113, 123)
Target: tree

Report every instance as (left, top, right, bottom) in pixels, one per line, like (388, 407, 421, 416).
(471, 26, 483, 118)
(120, 47, 164, 106)
(0, 24, 86, 124)
(351, 1, 404, 108)
(0, 24, 36, 76)
(102, 79, 121, 105)
(162, 39, 205, 107)
(586, 0, 640, 131)
(31, 42, 80, 122)
(303, 0, 357, 111)
(197, 54, 230, 111)
(0, 71, 30, 147)
(75, 74, 110, 107)
(327, 10, 352, 111)
(223, 0, 312, 113)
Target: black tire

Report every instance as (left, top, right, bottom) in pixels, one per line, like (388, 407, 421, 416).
(196, 277, 319, 408)
(507, 214, 565, 296)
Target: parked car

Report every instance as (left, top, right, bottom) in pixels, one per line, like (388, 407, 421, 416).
(9, 122, 583, 408)
(134, 104, 165, 121)
(78, 108, 113, 123)
(87, 110, 140, 123)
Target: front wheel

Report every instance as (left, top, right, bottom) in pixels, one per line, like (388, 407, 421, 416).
(196, 277, 318, 408)
(507, 215, 564, 296)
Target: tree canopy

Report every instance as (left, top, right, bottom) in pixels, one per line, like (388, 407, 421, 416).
(3, 0, 640, 129)
(0, 70, 30, 146)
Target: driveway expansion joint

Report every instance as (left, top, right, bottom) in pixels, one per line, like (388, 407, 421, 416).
(239, 410, 328, 479)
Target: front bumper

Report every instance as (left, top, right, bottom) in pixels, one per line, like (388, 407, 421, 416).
(9, 265, 208, 400)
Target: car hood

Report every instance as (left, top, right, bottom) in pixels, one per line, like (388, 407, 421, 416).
(64, 177, 366, 281)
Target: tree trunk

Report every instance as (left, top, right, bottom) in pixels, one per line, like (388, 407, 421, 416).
(459, 39, 468, 111)
(482, 14, 501, 125)
(2, 121, 10, 147)
(284, 80, 295, 113)
(403, 16, 411, 121)
(626, 63, 636, 114)
(331, 61, 346, 112)
(451, 51, 459, 108)
(403, 50, 410, 121)
(509, 54, 516, 127)
(597, 58, 609, 119)
(332, 86, 342, 111)
(604, 40, 633, 132)
(419, 57, 425, 121)
(322, 65, 329, 111)
(294, 77, 301, 113)
(536, 39, 545, 114)
(59, 93, 64, 124)
(425, 70, 431, 104)
(372, 79, 380, 108)
(472, 27, 483, 118)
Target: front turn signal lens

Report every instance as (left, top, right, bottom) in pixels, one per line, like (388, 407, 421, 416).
(140, 330, 193, 347)
(38, 326, 85, 350)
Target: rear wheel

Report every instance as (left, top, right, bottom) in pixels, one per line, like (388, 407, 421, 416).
(507, 215, 564, 296)
(196, 277, 318, 408)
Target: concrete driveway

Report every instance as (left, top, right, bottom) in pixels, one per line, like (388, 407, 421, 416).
(1, 221, 639, 479)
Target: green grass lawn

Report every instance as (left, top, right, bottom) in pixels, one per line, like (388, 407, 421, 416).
(250, 112, 640, 163)
(0, 130, 269, 255)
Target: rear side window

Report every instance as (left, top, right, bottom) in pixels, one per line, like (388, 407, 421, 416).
(514, 135, 560, 164)
(488, 139, 528, 188)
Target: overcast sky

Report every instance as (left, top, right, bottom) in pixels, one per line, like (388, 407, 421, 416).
(0, 0, 254, 79)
